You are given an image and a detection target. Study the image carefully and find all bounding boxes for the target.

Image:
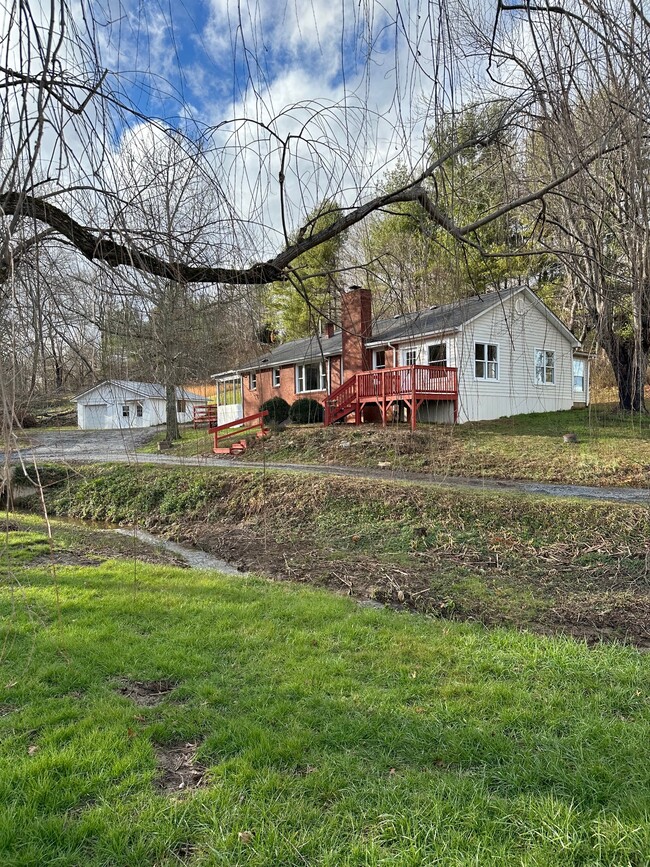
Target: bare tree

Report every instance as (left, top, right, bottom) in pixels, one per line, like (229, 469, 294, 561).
(482, 1, 650, 410)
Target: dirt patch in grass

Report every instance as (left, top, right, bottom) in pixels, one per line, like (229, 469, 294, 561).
(548, 593, 650, 648)
(29, 551, 102, 568)
(116, 679, 177, 707)
(155, 742, 206, 794)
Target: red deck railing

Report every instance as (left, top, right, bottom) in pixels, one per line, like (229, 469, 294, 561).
(193, 404, 218, 427)
(324, 365, 458, 426)
(357, 365, 457, 399)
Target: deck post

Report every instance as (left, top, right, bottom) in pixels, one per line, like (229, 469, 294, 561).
(381, 369, 387, 426)
(410, 365, 417, 431)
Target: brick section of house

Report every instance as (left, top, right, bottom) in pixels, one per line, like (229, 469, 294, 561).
(341, 286, 372, 378)
(242, 357, 342, 415)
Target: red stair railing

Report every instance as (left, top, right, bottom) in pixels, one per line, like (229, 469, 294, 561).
(209, 410, 269, 454)
(323, 375, 358, 425)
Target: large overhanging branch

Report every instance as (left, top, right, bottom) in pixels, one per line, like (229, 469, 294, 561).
(0, 133, 624, 286)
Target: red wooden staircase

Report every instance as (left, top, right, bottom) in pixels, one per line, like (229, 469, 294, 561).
(324, 366, 458, 429)
(209, 410, 269, 455)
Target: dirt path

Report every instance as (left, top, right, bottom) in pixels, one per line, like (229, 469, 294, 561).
(13, 429, 650, 504)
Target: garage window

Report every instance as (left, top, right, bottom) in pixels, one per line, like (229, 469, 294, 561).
(122, 405, 130, 418)
(136, 403, 143, 418)
(177, 399, 187, 413)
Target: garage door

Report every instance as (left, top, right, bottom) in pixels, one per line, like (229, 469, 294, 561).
(84, 403, 107, 429)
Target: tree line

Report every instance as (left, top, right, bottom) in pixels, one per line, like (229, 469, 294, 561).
(2, 0, 650, 434)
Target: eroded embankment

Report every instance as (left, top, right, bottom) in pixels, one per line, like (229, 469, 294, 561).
(16, 463, 650, 647)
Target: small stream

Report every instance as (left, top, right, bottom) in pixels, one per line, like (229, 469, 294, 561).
(114, 527, 246, 575)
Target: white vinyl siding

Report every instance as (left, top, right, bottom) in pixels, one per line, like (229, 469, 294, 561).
(456, 290, 576, 423)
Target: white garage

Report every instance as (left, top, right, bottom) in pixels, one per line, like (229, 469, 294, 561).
(74, 380, 205, 430)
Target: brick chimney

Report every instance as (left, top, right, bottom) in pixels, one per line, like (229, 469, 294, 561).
(325, 321, 335, 339)
(341, 285, 372, 377)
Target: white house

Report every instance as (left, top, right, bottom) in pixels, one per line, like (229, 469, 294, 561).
(213, 285, 590, 427)
(73, 380, 205, 430)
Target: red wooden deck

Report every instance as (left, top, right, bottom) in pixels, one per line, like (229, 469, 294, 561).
(324, 365, 458, 429)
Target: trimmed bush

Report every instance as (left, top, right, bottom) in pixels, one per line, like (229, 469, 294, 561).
(289, 397, 324, 424)
(260, 396, 290, 424)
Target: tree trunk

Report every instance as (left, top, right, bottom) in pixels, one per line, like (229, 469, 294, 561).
(165, 383, 179, 442)
(604, 339, 647, 412)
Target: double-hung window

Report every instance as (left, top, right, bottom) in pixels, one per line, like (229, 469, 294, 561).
(177, 399, 187, 413)
(122, 405, 130, 418)
(535, 349, 555, 385)
(573, 359, 585, 392)
(249, 372, 257, 391)
(475, 343, 498, 380)
(404, 348, 418, 366)
(272, 368, 281, 388)
(373, 350, 386, 369)
(136, 403, 143, 418)
(428, 343, 446, 366)
(296, 362, 326, 393)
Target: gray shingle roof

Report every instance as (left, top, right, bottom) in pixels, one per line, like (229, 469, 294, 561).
(235, 332, 342, 374)
(367, 286, 522, 345)
(223, 285, 577, 376)
(74, 380, 205, 402)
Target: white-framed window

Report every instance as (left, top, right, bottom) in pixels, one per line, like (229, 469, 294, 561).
(122, 405, 130, 418)
(272, 367, 281, 388)
(136, 403, 143, 418)
(535, 349, 555, 385)
(249, 372, 257, 391)
(177, 399, 187, 413)
(373, 349, 386, 369)
(573, 359, 585, 392)
(403, 348, 418, 366)
(296, 361, 326, 393)
(428, 343, 447, 366)
(475, 343, 499, 380)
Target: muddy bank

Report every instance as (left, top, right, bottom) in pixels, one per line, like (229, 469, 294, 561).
(19, 463, 650, 649)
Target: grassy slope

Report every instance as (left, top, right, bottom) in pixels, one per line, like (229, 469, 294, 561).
(1, 522, 649, 866)
(21, 464, 650, 645)
(240, 404, 650, 487)
(139, 402, 650, 487)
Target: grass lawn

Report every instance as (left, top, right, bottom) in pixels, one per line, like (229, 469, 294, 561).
(235, 402, 650, 488)
(1, 520, 649, 865)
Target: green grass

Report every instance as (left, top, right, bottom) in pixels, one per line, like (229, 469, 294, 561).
(239, 403, 650, 487)
(0, 523, 649, 865)
(17, 463, 650, 643)
(138, 425, 213, 456)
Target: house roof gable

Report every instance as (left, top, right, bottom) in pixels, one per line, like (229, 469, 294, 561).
(367, 285, 580, 349)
